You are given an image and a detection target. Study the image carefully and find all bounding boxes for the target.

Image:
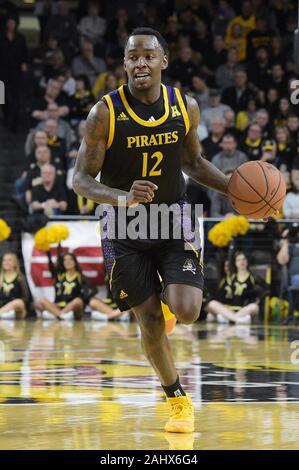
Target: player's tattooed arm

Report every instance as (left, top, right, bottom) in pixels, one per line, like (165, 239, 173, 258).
(73, 101, 156, 206)
(181, 95, 229, 195)
(73, 101, 129, 205)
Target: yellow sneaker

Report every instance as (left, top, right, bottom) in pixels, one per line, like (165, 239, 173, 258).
(165, 395, 194, 433)
(164, 432, 195, 450)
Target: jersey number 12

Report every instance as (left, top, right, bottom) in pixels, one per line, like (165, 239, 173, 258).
(140, 151, 163, 177)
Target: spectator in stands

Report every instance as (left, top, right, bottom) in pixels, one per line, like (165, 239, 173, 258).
(212, 133, 247, 173)
(210, 170, 236, 217)
(24, 145, 52, 202)
(275, 97, 292, 126)
(264, 87, 279, 117)
(201, 34, 227, 83)
(72, 37, 106, 87)
(205, 251, 263, 324)
(226, 0, 256, 39)
(70, 74, 95, 123)
(201, 89, 232, 131)
(269, 63, 288, 98)
(247, 46, 272, 92)
(240, 123, 263, 160)
(255, 108, 272, 139)
(95, 72, 118, 100)
(77, 0, 106, 48)
(0, 252, 29, 319)
(189, 75, 210, 111)
(236, 97, 257, 131)
(222, 68, 253, 113)
(274, 125, 295, 172)
(28, 164, 67, 216)
(55, 66, 76, 97)
(0, 14, 28, 132)
(202, 116, 226, 161)
(246, 16, 273, 61)
(215, 47, 239, 91)
(287, 113, 299, 147)
(44, 0, 78, 58)
(283, 168, 299, 219)
(223, 109, 239, 138)
(225, 23, 247, 62)
(105, 7, 136, 45)
(34, 250, 90, 320)
(37, 113, 71, 152)
(31, 79, 70, 123)
(212, 1, 235, 36)
(168, 46, 199, 89)
(190, 18, 211, 58)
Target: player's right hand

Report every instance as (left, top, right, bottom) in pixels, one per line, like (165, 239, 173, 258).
(126, 180, 158, 207)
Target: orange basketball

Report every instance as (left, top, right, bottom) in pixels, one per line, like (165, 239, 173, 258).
(228, 161, 286, 219)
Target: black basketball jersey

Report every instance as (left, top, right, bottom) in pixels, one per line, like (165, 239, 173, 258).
(0, 273, 22, 303)
(100, 84, 190, 205)
(54, 271, 83, 304)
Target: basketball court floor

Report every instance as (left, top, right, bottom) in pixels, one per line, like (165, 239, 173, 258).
(0, 320, 298, 450)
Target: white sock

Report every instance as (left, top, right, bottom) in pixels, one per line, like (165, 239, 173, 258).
(236, 314, 251, 324)
(60, 311, 74, 320)
(91, 311, 108, 321)
(42, 310, 56, 320)
(119, 312, 130, 322)
(217, 314, 229, 324)
(206, 313, 215, 322)
(0, 310, 16, 319)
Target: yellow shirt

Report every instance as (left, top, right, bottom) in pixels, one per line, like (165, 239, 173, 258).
(226, 15, 256, 38)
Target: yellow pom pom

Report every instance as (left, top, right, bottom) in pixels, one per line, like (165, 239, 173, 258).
(48, 225, 59, 244)
(56, 224, 69, 241)
(0, 219, 11, 242)
(34, 227, 51, 252)
(48, 224, 70, 244)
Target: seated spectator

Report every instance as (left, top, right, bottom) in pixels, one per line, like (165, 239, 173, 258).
(269, 62, 288, 98)
(0, 252, 29, 319)
(286, 114, 299, 147)
(240, 123, 263, 160)
(168, 46, 199, 89)
(24, 145, 53, 201)
(215, 47, 239, 91)
(246, 16, 273, 61)
(44, 0, 78, 58)
(34, 250, 90, 320)
(28, 164, 67, 216)
(72, 37, 106, 87)
(264, 87, 279, 117)
(37, 115, 71, 154)
(205, 252, 264, 324)
(255, 108, 273, 139)
(226, 1, 256, 39)
(70, 74, 95, 123)
(210, 170, 236, 217)
(274, 97, 293, 126)
(55, 66, 76, 97)
(225, 23, 247, 62)
(202, 116, 226, 161)
(31, 78, 70, 124)
(190, 18, 211, 58)
(274, 125, 295, 172)
(212, 2, 235, 37)
(236, 98, 257, 131)
(77, 0, 107, 47)
(201, 89, 232, 131)
(201, 35, 227, 83)
(189, 75, 210, 111)
(95, 72, 118, 100)
(223, 109, 241, 139)
(247, 46, 272, 92)
(259, 139, 291, 188)
(212, 133, 247, 173)
(283, 168, 299, 219)
(222, 68, 253, 113)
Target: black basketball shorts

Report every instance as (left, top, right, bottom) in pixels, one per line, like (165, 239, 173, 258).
(102, 237, 204, 311)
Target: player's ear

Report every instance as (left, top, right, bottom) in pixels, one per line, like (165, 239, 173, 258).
(161, 55, 168, 70)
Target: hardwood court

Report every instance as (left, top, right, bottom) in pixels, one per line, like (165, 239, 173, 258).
(0, 320, 298, 450)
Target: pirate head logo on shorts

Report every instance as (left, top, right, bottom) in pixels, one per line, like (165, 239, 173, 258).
(182, 259, 196, 275)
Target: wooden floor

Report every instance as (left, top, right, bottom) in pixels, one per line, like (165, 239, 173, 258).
(0, 320, 298, 450)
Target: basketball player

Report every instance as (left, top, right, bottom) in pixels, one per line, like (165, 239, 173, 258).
(73, 27, 229, 433)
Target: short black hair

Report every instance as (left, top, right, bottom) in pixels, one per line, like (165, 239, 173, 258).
(125, 27, 168, 55)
